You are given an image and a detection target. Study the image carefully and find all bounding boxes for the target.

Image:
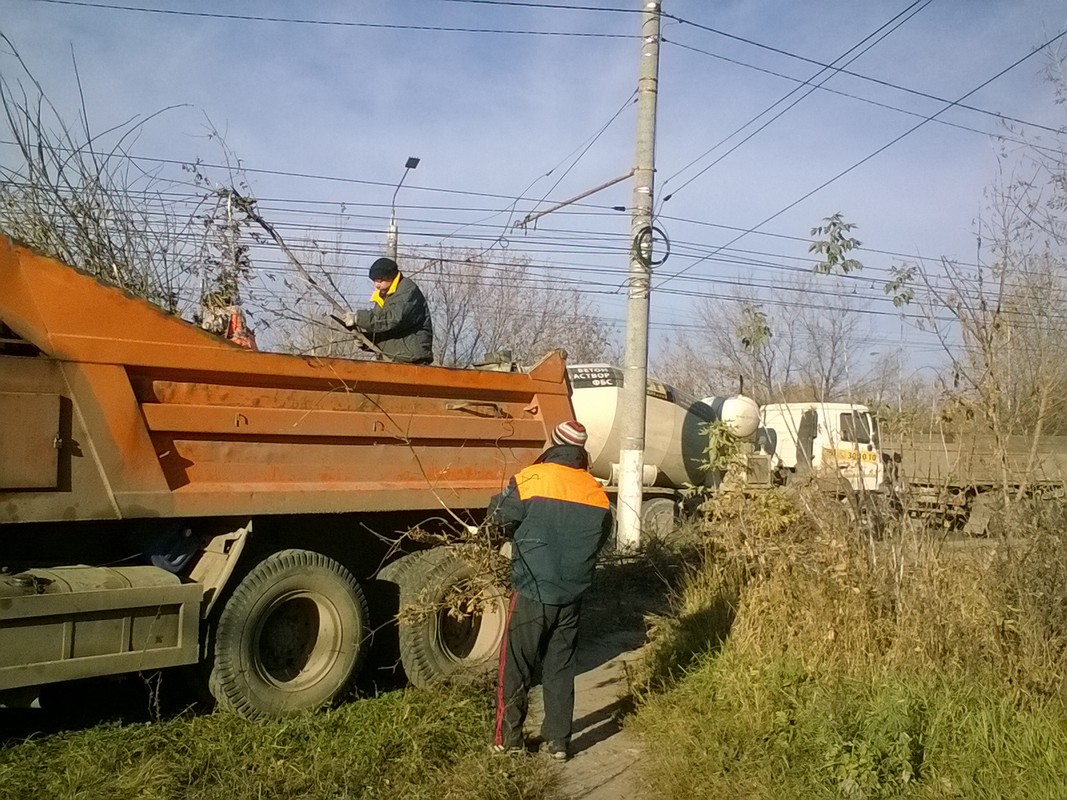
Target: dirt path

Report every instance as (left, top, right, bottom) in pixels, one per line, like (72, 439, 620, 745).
(527, 559, 668, 800)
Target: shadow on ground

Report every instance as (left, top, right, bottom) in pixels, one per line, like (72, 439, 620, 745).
(575, 553, 682, 674)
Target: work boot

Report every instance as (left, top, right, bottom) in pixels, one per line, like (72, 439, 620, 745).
(491, 741, 526, 756)
(545, 740, 569, 761)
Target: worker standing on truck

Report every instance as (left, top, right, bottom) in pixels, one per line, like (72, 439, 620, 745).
(488, 420, 613, 761)
(342, 257, 434, 364)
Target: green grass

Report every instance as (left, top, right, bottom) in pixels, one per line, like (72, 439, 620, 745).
(633, 652, 1067, 800)
(0, 685, 558, 800)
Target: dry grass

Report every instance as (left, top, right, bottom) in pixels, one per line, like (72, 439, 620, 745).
(631, 487, 1067, 799)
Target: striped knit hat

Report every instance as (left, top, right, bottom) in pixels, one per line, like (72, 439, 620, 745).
(551, 420, 589, 448)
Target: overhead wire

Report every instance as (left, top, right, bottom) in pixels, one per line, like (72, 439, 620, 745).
(0, 153, 997, 275)
(653, 25, 1067, 290)
(6, 167, 1062, 313)
(662, 38, 1066, 160)
(0, 150, 1043, 282)
(435, 89, 638, 262)
(10, 180, 1062, 344)
(83, 207, 1059, 335)
(246, 274, 984, 355)
(21, 0, 1060, 138)
(439, 1, 637, 12)
(27, 0, 639, 38)
(4, 0, 1062, 332)
(659, 0, 933, 201)
(664, 9, 1067, 137)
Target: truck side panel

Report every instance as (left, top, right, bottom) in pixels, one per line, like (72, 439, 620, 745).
(895, 433, 1067, 488)
(0, 358, 120, 521)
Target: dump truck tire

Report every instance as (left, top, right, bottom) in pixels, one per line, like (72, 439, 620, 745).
(377, 546, 447, 586)
(209, 549, 369, 718)
(384, 548, 508, 689)
(641, 497, 677, 538)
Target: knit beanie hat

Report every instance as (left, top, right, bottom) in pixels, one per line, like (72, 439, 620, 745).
(551, 420, 588, 448)
(368, 257, 400, 281)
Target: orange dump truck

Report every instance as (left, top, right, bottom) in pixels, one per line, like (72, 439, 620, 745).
(0, 235, 573, 716)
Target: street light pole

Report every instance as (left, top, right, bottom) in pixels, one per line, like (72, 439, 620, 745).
(386, 156, 420, 260)
(616, 0, 661, 550)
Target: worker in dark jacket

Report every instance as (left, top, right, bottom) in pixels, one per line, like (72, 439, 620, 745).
(488, 420, 613, 761)
(343, 257, 434, 364)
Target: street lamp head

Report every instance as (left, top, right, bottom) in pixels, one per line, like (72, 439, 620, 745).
(392, 156, 421, 207)
(387, 156, 421, 259)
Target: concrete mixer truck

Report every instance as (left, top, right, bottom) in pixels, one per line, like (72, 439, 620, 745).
(567, 364, 764, 536)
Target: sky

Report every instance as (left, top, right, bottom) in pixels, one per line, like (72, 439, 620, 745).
(2, 0, 1066, 381)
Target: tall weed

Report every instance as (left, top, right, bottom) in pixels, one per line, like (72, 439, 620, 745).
(632, 487, 1067, 798)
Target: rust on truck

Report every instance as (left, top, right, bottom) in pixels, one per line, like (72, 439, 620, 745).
(0, 234, 573, 524)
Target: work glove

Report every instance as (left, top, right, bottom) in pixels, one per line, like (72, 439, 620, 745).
(340, 311, 360, 330)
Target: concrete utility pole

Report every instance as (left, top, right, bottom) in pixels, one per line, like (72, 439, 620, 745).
(616, 0, 662, 550)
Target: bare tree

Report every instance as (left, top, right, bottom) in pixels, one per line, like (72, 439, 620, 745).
(656, 276, 874, 403)
(410, 247, 619, 367)
(790, 280, 874, 402)
(880, 47, 1067, 505)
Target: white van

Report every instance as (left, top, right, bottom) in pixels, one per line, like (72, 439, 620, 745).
(759, 402, 883, 493)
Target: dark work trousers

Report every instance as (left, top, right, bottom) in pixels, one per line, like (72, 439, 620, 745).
(494, 591, 581, 748)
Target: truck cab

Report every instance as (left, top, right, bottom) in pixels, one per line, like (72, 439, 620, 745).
(760, 402, 883, 493)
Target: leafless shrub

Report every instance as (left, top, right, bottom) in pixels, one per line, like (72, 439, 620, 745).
(0, 33, 210, 311)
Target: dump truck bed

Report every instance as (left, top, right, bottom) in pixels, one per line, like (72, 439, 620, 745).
(0, 235, 572, 524)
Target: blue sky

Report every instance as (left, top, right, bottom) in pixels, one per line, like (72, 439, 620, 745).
(2, 0, 1065, 371)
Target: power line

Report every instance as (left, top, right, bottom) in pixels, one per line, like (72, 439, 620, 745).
(660, 0, 932, 199)
(654, 25, 1067, 290)
(665, 10, 1067, 137)
(0, 126, 1042, 282)
(662, 38, 1065, 160)
(0, 155, 993, 275)
(27, 0, 638, 38)
(5, 166, 1052, 318)
(9, 189, 1062, 339)
(440, 0, 637, 12)
(211, 239, 1067, 334)
(436, 89, 638, 262)
(22, 0, 1061, 140)
(7, 170, 1059, 310)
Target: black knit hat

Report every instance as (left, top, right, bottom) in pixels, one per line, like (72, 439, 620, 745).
(369, 257, 400, 281)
